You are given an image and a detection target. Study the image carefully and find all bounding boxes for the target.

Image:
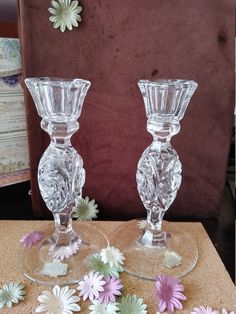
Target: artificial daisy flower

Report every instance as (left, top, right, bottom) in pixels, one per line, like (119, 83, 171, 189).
(137, 220, 147, 230)
(190, 306, 219, 314)
(49, 0, 82, 32)
(77, 272, 106, 301)
(73, 196, 99, 221)
(0, 282, 26, 309)
(87, 253, 124, 278)
(156, 274, 186, 313)
(35, 285, 80, 314)
(20, 230, 44, 247)
(100, 246, 125, 268)
(49, 242, 79, 260)
(98, 276, 123, 305)
(89, 300, 119, 314)
(118, 294, 147, 314)
(222, 309, 235, 314)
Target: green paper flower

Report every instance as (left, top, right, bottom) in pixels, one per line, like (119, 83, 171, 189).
(49, 0, 82, 32)
(118, 295, 147, 314)
(86, 253, 124, 278)
(73, 196, 99, 221)
(0, 282, 26, 309)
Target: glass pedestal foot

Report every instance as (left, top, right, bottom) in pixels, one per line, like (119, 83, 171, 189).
(111, 220, 198, 280)
(19, 222, 109, 286)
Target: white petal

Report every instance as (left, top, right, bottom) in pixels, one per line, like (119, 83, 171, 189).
(51, 0, 61, 9)
(48, 8, 57, 15)
(54, 20, 62, 28)
(71, 19, 78, 27)
(52, 285, 61, 297)
(60, 23, 66, 32)
(35, 304, 47, 312)
(38, 295, 50, 303)
(49, 16, 59, 22)
(66, 303, 81, 311)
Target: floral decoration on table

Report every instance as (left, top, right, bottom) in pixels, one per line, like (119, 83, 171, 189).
(89, 299, 120, 313)
(73, 196, 99, 221)
(118, 294, 147, 314)
(100, 246, 125, 268)
(32, 243, 235, 314)
(20, 230, 44, 247)
(190, 306, 235, 314)
(36, 285, 80, 314)
(0, 282, 26, 309)
(77, 272, 106, 302)
(49, 0, 83, 33)
(137, 220, 147, 230)
(87, 253, 124, 278)
(156, 274, 186, 313)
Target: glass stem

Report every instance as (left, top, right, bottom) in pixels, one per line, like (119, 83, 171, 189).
(53, 209, 76, 246)
(146, 208, 166, 245)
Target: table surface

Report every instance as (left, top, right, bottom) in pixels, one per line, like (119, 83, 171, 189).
(0, 220, 234, 313)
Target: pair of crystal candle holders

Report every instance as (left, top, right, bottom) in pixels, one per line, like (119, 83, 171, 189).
(21, 77, 198, 286)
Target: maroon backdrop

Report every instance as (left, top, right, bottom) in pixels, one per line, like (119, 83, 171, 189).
(18, 0, 235, 219)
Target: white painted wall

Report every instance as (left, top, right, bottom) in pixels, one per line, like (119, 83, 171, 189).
(0, 0, 17, 21)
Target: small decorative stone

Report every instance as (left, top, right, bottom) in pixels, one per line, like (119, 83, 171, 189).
(42, 259, 68, 277)
(163, 250, 182, 268)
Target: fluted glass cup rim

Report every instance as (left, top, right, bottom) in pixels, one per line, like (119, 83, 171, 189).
(25, 77, 91, 122)
(138, 78, 198, 122)
(25, 77, 91, 88)
(138, 79, 198, 89)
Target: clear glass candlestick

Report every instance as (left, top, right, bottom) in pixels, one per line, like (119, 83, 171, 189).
(20, 77, 108, 286)
(112, 79, 198, 280)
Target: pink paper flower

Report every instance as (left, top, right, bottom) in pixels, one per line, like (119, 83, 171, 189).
(98, 276, 123, 305)
(190, 306, 219, 314)
(156, 274, 186, 313)
(20, 231, 44, 247)
(77, 272, 106, 301)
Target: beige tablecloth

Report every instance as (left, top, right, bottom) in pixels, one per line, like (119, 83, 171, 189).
(0, 220, 234, 313)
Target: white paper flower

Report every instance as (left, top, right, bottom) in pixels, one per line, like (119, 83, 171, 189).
(222, 309, 235, 314)
(35, 285, 81, 314)
(49, 0, 82, 32)
(89, 300, 119, 314)
(73, 196, 99, 221)
(190, 306, 219, 314)
(137, 220, 147, 230)
(100, 246, 125, 268)
(0, 282, 26, 309)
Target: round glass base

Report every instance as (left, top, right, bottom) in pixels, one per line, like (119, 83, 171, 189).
(18, 222, 109, 286)
(111, 220, 198, 280)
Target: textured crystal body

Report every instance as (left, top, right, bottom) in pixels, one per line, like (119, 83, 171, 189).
(137, 79, 198, 246)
